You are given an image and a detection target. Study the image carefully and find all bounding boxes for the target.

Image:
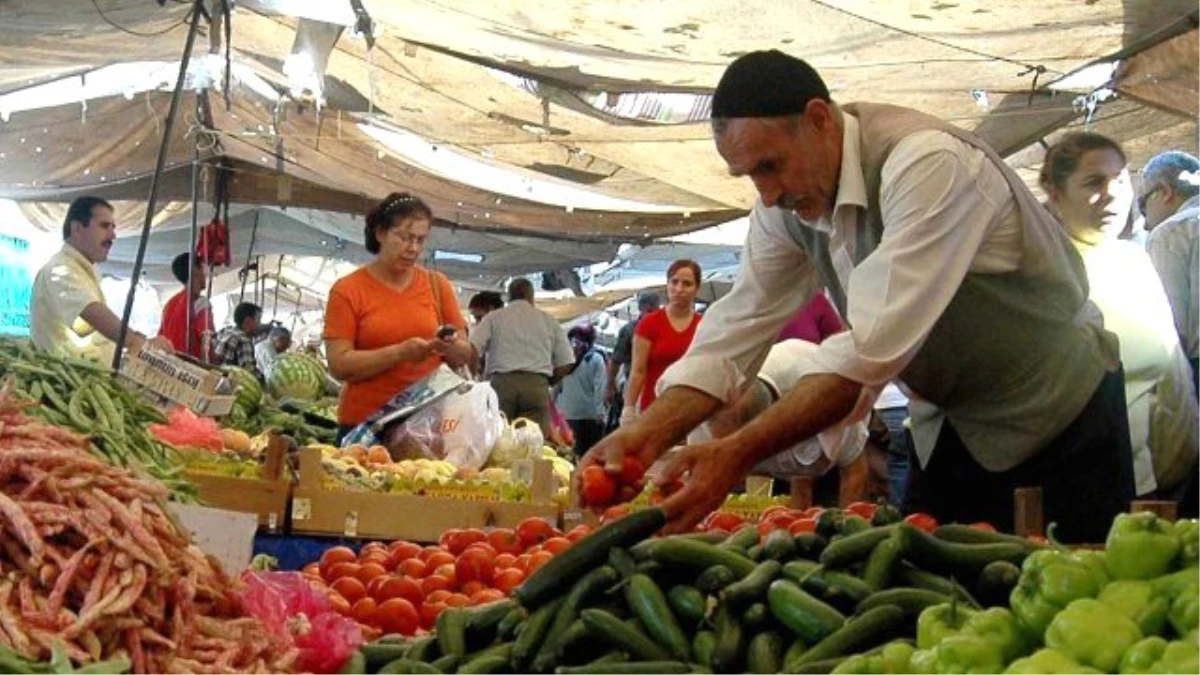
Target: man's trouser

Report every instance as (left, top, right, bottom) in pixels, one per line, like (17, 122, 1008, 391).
(491, 371, 553, 436)
(904, 368, 1136, 544)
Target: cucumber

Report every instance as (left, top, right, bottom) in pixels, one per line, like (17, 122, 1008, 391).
(816, 510, 843, 539)
(722, 560, 782, 610)
(516, 508, 665, 610)
(338, 650, 365, 674)
(692, 630, 718, 666)
(854, 588, 950, 617)
(781, 561, 873, 608)
(457, 654, 510, 674)
(895, 523, 1026, 577)
(786, 605, 905, 668)
(934, 524, 1041, 551)
(650, 538, 758, 577)
(720, 525, 760, 552)
(696, 565, 738, 594)
(975, 560, 1021, 608)
(512, 598, 563, 668)
(555, 662, 692, 674)
(741, 602, 770, 630)
(793, 533, 828, 560)
(896, 565, 982, 609)
(710, 604, 744, 674)
(785, 639, 808, 666)
(746, 544, 764, 561)
(378, 659, 439, 674)
(746, 631, 786, 674)
(786, 656, 848, 674)
(405, 636, 438, 662)
(838, 516, 871, 536)
(861, 536, 902, 591)
(554, 619, 592, 661)
(871, 503, 902, 527)
(430, 654, 460, 672)
(436, 608, 469, 658)
(667, 585, 708, 626)
(362, 643, 410, 671)
(818, 525, 897, 569)
(767, 580, 846, 644)
(609, 548, 639, 577)
(625, 574, 691, 662)
(497, 606, 527, 641)
(580, 609, 671, 662)
(533, 565, 620, 672)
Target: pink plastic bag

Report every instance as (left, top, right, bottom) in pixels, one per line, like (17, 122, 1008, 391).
(148, 406, 224, 450)
(237, 571, 364, 673)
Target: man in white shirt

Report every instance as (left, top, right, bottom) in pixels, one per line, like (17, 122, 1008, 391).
(581, 51, 1129, 542)
(31, 196, 170, 363)
(254, 324, 292, 380)
(470, 278, 575, 436)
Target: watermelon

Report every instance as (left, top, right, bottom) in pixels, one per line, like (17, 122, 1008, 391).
(266, 352, 325, 401)
(224, 366, 263, 411)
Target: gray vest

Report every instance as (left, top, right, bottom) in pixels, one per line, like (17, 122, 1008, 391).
(783, 102, 1117, 471)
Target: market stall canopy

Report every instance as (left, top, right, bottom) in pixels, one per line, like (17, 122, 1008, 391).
(16, 201, 620, 287)
(0, 0, 1195, 243)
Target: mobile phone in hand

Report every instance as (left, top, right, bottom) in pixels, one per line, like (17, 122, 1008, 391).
(436, 325, 457, 340)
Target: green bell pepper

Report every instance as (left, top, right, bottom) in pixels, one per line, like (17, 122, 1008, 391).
(1175, 519, 1199, 568)
(833, 653, 884, 674)
(931, 634, 1004, 674)
(1004, 648, 1102, 674)
(1120, 635, 1200, 674)
(1044, 598, 1143, 672)
(917, 603, 977, 650)
(880, 641, 916, 674)
(1107, 512, 1181, 580)
(1150, 565, 1199, 598)
(1010, 549, 1107, 641)
(1168, 581, 1199, 636)
(908, 648, 936, 674)
(1099, 580, 1170, 636)
(960, 607, 1028, 663)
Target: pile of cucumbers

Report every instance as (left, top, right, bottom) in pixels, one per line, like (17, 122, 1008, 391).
(343, 507, 1040, 674)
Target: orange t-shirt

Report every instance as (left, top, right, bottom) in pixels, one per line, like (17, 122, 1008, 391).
(323, 266, 466, 426)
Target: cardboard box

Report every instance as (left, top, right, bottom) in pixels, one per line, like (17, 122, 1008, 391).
(168, 503, 258, 573)
(119, 345, 236, 417)
(290, 446, 561, 542)
(183, 435, 292, 532)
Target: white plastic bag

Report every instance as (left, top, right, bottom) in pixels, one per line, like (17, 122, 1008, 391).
(397, 383, 504, 469)
(490, 417, 545, 468)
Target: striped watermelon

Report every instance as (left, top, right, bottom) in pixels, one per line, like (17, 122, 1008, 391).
(225, 366, 263, 411)
(267, 352, 326, 401)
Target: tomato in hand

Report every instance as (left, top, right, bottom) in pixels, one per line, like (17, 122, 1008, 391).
(620, 456, 646, 486)
(581, 465, 617, 506)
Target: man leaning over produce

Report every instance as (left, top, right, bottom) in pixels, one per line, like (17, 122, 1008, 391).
(30, 196, 172, 362)
(581, 50, 1132, 543)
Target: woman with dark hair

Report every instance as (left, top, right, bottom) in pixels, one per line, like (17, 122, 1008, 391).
(555, 324, 608, 455)
(622, 259, 703, 426)
(323, 193, 473, 437)
(1042, 133, 1197, 499)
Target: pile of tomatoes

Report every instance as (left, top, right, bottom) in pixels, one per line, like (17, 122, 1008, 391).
(300, 517, 592, 637)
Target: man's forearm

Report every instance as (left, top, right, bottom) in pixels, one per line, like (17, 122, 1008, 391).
(79, 302, 135, 344)
(640, 386, 724, 452)
(730, 373, 862, 474)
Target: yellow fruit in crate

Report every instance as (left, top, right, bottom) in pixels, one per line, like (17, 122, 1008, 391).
(432, 461, 456, 476)
(542, 446, 558, 459)
(367, 446, 392, 465)
(479, 467, 512, 484)
(345, 445, 369, 466)
(220, 428, 252, 453)
(455, 466, 480, 481)
(414, 467, 441, 483)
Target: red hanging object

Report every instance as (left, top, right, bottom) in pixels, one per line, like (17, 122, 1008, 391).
(197, 216, 231, 266)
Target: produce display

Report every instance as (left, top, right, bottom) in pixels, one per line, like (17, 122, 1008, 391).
(0, 391, 297, 673)
(0, 338, 194, 500)
(266, 353, 329, 402)
(340, 503, 1198, 675)
(296, 518, 590, 639)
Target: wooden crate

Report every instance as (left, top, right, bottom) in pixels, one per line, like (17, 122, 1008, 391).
(183, 435, 292, 533)
(289, 447, 561, 542)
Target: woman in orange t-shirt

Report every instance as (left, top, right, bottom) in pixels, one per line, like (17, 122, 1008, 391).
(323, 193, 472, 434)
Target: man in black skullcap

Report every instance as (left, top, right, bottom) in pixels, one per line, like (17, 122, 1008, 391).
(581, 50, 1133, 542)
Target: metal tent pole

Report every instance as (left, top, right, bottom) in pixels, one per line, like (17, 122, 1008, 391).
(111, 0, 206, 372)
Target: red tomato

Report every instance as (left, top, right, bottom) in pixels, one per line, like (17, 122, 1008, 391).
(360, 542, 389, 559)
(758, 505, 792, 524)
(325, 562, 361, 583)
(465, 542, 498, 558)
(444, 593, 471, 608)
(431, 564, 456, 583)
(788, 518, 818, 535)
(801, 507, 825, 519)
(376, 598, 420, 636)
(581, 465, 617, 507)
(650, 479, 685, 504)
(420, 574, 453, 596)
(487, 529, 524, 556)
(426, 590, 452, 604)
(330, 576, 367, 605)
(969, 522, 997, 533)
(351, 597, 378, 625)
(399, 559, 427, 579)
(301, 562, 321, 579)
(327, 591, 351, 616)
(460, 580, 486, 598)
(493, 568, 526, 595)
(471, 589, 506, 606)
(424, 551, 456, 571)
(360, 551, 391, 570)
(494, 553, 517, 570)
(455, 548, 495, 586)
(845, 502, 878, 521)
(437, 529, 462, 551)
(904, 513, 939, 533)
(516, 518, 556, 548)
(417, 546, 444, 563)
(319, 546, 358, 579)
(374, 576, 423, 606)
(565, 524, 592, 543)
(356, 562, 388, 586)
(541, 537, 571, 555)
(419, 600, 447, 629)
(702, 511, 746, 533)
(757, 513, 796, 540)
(600, 505, 631, 525)
(442, 529, 487, 556)
(388, 541, 422, 564)
(513, 554, 533, 574)
(528, 550, 553, 572)
(619, 456, 646, 486)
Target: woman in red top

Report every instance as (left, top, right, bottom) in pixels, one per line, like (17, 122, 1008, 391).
(623, 259, 703, 425)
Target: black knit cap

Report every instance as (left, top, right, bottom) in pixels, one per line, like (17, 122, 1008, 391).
(711, 50, 830, 119)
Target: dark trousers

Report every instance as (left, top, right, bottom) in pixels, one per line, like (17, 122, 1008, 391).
(568, 419, 606, 458)
(491, 371, 553, 436)
(877, 407, 913, 507)
(905, 369, 1135, 544)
